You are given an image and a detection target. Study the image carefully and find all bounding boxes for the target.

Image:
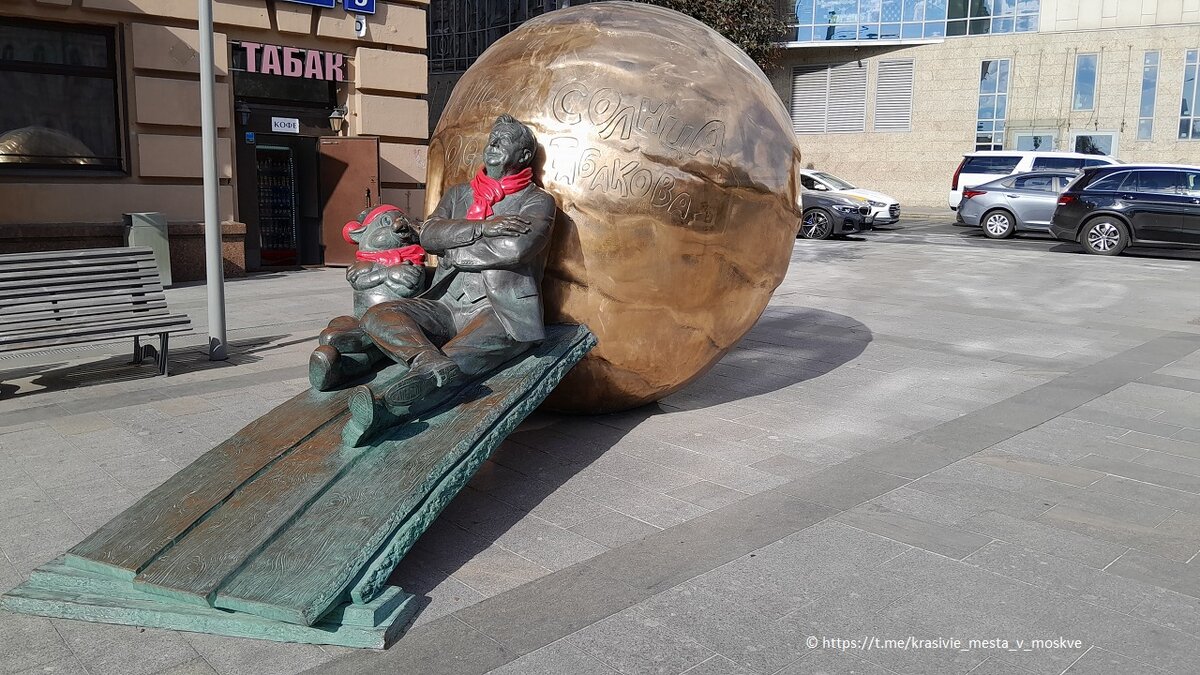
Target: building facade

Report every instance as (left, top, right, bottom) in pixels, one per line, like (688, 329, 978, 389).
(426, 0, 571, 131)
(0, 0, 429, 278)
(774, 0, 1200, 207)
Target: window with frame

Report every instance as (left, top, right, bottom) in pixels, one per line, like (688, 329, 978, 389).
(1072, 132, 1116, 156)
(1014, 132, 1056, 151)
(0, 19, 123, 171)
(789, 0, 1039, 42)
(975, 59, 1009, 150)
(1181, 49, 1199, 139)
(1138, 51, 1159, 141)
(790, 61, 867, 134)
(1072, 52, 1098, 111)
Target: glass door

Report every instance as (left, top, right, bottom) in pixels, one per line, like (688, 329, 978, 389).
(256, 145, 299, 266)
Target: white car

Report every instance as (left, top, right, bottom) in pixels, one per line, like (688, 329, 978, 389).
(948, 151, 1120, 210)
(799, 170, 901, 225)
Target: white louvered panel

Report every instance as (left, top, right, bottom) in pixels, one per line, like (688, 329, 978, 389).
(791, 65, 829, 134)
(874, 59, 914, 132)
(826, 62, 867, 133)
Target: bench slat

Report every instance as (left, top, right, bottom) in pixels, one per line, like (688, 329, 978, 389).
(0, 284, 164, 308)
(0, 307, 182, 333)
(0, 259, 158, 281)
(0, 270, 163, 297)
(0, 292, 167, 317)
(0, 298, 168, 325)
(0, 305, 173, 335)
(0, 313, 191, 346)
(0, 318, 191, 353)
(0, 247, 155, 265)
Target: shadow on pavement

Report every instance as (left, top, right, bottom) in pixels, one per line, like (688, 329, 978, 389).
(0, 335, 290, 401)
(385, 307, 870, 626)
(1048, 242, 1200, 261)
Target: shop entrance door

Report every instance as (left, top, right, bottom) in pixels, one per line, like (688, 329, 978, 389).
(318, 137, 380, 266)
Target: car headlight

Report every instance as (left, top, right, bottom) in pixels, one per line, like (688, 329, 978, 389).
(868, 200, 885, 207)
(832, 204, 860, 214)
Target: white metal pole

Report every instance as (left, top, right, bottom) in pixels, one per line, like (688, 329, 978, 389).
(198, 0, 228, 361)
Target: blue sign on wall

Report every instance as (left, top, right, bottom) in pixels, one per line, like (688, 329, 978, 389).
(280, 0, 337, 9)
(279, 0, 375, 14)
(344, 0, 377, 15)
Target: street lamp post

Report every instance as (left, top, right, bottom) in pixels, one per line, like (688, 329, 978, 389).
(198, 0, 228, 361)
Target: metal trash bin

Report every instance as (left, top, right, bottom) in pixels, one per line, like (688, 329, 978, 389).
(123, 212, 172, 286)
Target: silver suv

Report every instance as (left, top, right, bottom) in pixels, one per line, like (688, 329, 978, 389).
(949, 151, 1120, 210)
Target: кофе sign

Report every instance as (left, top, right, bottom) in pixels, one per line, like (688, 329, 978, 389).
(233, 41, 346, 82)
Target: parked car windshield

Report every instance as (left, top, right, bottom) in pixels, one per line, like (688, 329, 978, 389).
(813, 172, 856, 190)
(1031, 157, 1086, 172)
(962, 155, 1021, 173)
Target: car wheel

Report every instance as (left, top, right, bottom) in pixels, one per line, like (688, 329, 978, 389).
(1079, 217, 1129, 256)
(800, 208, 834, 240)
(982, 210, 1016, 239)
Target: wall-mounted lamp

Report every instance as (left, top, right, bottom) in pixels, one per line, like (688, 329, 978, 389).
(235, 101, 252, 126)
(329, 106, 348, 134)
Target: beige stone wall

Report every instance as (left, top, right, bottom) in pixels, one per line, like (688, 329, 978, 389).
(774, 23, 1200, 209)
(1040, 0, 1200, 30)
(0, 0, 427, 225)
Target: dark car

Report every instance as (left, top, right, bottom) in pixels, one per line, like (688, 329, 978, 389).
(800, 192, 874, 240)
(1050, 164, 1200, 255)
(955, 171, 1078, 238)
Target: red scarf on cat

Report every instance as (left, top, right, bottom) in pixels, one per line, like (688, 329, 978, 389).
(466, 167, 533, 221)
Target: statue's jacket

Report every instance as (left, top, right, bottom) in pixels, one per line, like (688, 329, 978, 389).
(417, 182, 557, 343)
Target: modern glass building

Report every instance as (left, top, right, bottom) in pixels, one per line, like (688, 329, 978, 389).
(773, 0, 1200, 206)
(788, 0, 1041, 43)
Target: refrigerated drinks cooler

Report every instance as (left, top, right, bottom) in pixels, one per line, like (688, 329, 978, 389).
(256, 146, 299, 267)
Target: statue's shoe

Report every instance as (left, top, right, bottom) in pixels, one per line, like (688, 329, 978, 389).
(383, 356, 462, 409)
(309, 345, 343, 392)
(343, 385, 402, 447)
(309, 345, 376, 392)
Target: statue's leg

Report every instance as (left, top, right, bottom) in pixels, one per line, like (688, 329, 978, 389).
(319, 315, 371, 351)
(440, 308, 533, 377)
(344, 300, 459, 445)
(310, 316, 384, 391)
(359, 299, 455, 367)
(379, 308, 530, 413)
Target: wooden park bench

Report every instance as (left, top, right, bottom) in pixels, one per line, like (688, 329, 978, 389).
(0, 246, 191, 376)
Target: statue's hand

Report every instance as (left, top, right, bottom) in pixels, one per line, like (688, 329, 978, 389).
(386, 263, 424, 295)
(482, 215, 531, 238)
(347, 261, 384, 290)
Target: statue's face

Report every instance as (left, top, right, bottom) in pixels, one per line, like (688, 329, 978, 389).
(482, 124, 531, 175)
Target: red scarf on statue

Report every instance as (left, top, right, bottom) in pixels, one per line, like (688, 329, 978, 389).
(466, 167, 533, 221)
(355, 246, 425, 267)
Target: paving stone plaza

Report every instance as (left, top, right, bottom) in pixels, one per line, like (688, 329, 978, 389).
(2, 217, 1199, 674)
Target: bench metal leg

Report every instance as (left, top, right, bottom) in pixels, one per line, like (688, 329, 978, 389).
(158, 333, 170, 377)
(132, 336, 143, 365)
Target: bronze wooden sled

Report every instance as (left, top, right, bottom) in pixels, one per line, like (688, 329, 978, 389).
(1, 324, 595, 648)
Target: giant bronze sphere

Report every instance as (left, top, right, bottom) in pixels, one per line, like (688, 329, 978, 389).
(426, 1, 803, 413)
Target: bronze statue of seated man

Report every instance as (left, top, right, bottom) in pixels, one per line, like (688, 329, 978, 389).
(310, 114, 557, 445)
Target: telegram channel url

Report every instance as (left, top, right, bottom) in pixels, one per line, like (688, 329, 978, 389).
(807, 636, 1084, 652)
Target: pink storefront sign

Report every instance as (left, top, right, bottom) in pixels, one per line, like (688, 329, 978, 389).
(237, 41, 346, 82)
